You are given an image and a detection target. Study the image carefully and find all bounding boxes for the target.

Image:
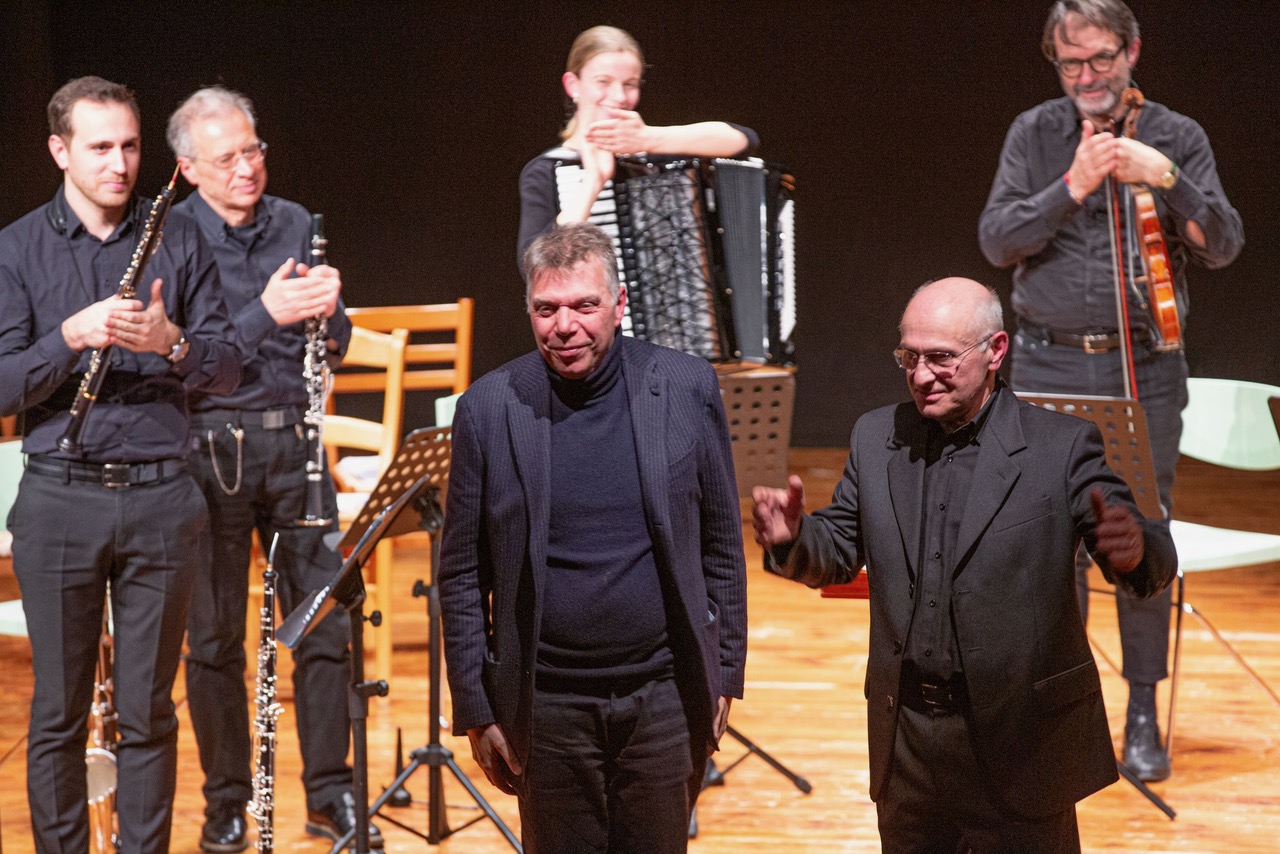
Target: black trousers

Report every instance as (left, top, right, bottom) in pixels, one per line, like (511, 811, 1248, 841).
(185, 414, 352, 814)
(516, 674, 702, 854)
(878, 706, 1080, 853)
(1011, 332, 1180, 684)
(13, 465, 205, 853)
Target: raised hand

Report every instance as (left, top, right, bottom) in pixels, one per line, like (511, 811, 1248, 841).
(1090, 487, 1144, 573)
(1114, 137, 1173, 187)
(1067, 121, 1119, 200)
(61, 293, 144, 351)
(584, 107, 651, 155)
(105, 278, 181, 355)
(752, 475, 806, 549)
(261, 257, 344, 326)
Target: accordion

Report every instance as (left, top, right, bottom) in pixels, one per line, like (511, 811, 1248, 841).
(554, 155, 796, 364)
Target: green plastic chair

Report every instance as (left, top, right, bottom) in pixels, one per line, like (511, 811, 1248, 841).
(0, 438, 27, 636)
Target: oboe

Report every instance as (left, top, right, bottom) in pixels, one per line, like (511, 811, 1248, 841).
(296, 213, 331, 526)
(246, 535, 284, 853)
(58, 165, 181, 455)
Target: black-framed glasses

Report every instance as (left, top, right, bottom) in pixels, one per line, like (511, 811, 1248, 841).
(1051, 46, 1124, 78)
(199, 139, 267, 171)
(894, 335, 993, 374)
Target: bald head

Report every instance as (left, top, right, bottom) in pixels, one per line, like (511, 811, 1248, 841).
(897, 277, 1008, 432)
(901, 277, 1004, 341)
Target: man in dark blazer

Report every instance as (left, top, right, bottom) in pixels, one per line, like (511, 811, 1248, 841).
(439, 223, 747, 853)
(754, 277, 1175, 852)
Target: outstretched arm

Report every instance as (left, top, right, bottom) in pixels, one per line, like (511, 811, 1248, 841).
(586, 109, 753, 157)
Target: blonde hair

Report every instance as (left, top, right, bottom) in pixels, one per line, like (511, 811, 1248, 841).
(560, 25, 644, 141)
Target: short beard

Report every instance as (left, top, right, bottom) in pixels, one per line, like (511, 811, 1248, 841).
(1072, 85, 1121, 123)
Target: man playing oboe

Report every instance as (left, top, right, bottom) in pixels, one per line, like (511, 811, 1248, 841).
(166, 86, 376, 851)
(0, 76, 238, 852)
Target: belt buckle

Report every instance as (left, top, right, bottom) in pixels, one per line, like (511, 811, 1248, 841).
(263, 409, 287, 430)
(101, 463, 131, 488)
(918, 682, 950, 709)
(1081, 333, 1112, 354)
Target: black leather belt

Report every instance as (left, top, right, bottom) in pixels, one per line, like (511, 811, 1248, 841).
(899, 672, 968, 717)
(191, 406, 305, 430)
(26, 455, 187, 488)
(1018, 322, 1127, 354)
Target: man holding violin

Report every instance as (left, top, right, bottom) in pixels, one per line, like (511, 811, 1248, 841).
(979, 0, 1243, 782)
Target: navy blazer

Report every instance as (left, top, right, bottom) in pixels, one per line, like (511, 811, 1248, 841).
(439, 335, 748, 764)
(771, 388, 1177, 817)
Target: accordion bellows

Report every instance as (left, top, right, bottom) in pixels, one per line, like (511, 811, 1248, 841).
(556, 155, 795, 365)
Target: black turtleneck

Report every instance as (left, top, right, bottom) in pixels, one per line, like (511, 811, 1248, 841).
(538, 338, 674, 684)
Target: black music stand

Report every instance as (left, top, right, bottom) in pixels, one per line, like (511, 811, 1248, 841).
(357, 427, 521, 851)
(279, 431, 451, 853)
(1017, 392, 1176, 820)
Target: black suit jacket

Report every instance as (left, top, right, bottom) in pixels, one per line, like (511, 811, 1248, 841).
(439, 336, 748, 764)
(771, 388, 1176, 817)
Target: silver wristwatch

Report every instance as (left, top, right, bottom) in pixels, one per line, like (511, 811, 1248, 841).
(166, 331, 190, 364)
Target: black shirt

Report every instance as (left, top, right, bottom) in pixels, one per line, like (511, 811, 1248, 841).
(0, 187, 238, 461)
(979, 96, 1242, 333)
(176, 191, 352, 411)
(903, 388, 998, 683)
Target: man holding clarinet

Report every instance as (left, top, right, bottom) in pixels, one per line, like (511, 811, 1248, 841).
(166, 86, 373, 851)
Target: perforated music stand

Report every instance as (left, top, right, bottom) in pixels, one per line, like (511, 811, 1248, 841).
(1017, 392, 1175, 819)
(1016, 393, 1163, 519)
(718, 366, 796, 499)
(336, 426, 454, 552)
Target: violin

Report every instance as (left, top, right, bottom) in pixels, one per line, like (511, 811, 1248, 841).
(1120, 88, 1183, 352)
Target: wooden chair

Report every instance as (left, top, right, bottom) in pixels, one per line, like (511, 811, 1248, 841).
(324, 326, 410, 678)
(338, 301, 474, 673)
(342, 299, 474, 399)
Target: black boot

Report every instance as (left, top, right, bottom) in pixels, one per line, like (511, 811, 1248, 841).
(1123, 682, 1171, 782)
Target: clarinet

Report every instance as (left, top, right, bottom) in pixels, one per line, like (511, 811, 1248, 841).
(246, 535, 284, 853)
(296, 213, 331, 526)
(58, 165, 181, 455)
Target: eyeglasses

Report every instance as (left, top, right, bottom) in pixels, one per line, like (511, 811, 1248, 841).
(198, 139, 267, 171)
(894, 335, 993, 374)
(1051, 46, 1124, 78)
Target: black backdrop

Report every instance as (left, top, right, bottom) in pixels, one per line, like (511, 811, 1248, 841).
(2, 1, 1275, 445)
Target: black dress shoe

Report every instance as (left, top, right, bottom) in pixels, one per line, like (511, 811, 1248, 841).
(306, 791, 385, 849)
(1124, 713, 1172, 782)
(200, 805, 248, 853)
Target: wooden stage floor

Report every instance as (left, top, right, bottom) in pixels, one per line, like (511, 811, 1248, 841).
(1, 452, 1278, 851)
